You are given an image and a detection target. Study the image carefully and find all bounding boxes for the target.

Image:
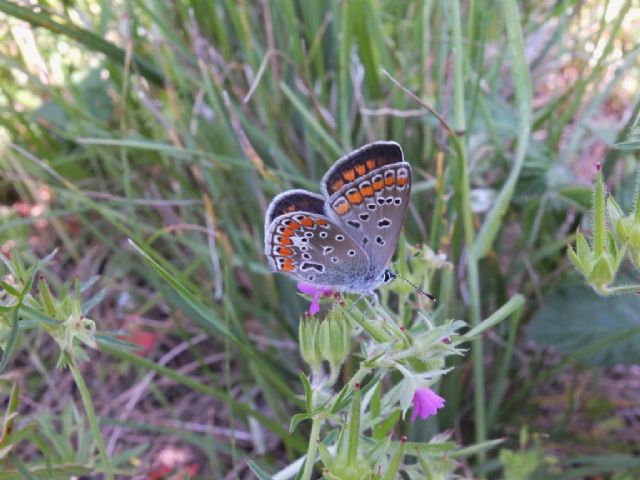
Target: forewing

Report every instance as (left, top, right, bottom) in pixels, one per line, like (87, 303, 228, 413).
(264, 191, 369, 288)
(326, 162, 412, 276)
(321, 141, 404, 197)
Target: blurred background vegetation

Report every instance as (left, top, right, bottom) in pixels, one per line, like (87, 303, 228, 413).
(0, 0, 639, 478)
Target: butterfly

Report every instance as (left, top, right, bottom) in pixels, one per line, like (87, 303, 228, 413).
(264, 141, 411, 294)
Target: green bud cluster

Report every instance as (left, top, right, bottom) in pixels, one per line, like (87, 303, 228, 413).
(299, 307, 351, 383)
(567, 165, 637, 294)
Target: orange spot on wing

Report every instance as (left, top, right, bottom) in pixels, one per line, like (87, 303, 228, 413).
(385, 175, 395, 187)
(286, 204, 296, 212)
(342, 169, 356, 182)
(278, 247, 293, 256)
(331, 179, 345, 192)
(347, 190, 363, 204)
(372, 178, 385, 191)
(282, 228, 295, 237)
(282, 258, 295, 272)
(335, 202, 351, 215)
(315, 218, 328, 226)
(397, 176, 408, 187)
(278, 236, 292, 245)
(289, 221, 301, 230)
(355, 164, 366, 176)
(366, 159, 376, 170)
(300, 217, 314, 227)
(360, 184, 374, 197)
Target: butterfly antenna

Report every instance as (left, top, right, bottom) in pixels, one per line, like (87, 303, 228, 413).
(389, 270, 436, 302)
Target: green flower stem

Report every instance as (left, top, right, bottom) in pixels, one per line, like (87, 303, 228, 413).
(68, 357, 113, 480)
(450, 0, 486, 463)
(301, 406, 323, 480)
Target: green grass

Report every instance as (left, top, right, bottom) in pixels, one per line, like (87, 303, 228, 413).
(1, 0, 639, 477)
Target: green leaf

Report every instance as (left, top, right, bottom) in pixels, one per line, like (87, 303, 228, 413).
(0, 310, 21, 373)
(289, 413, 311, 434)
(246, 459, 274, 480)
(575, 232, 591, 264)
(299, 372, 313, 414)
(529, 284, 640, 366)
(567, 245, 584, 273)
(372, 410, 400, 440)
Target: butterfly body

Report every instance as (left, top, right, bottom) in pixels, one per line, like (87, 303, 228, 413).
(264, 141, 411, 295)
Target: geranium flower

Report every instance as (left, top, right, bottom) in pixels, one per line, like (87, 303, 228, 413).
(297, 281, 334, 315)
(411, 387, 445, 421)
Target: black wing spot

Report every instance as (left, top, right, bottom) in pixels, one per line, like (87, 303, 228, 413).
(302, 253, 311, 260)
(305, 231, 314, 238)
(377, 198, 385, 205)
(367, 203, 377, 211)
(346, 220, 361, 229)
(376, 236, 385, 246)
(300, 262, 325, 272)
(377, 218, 392, 228)
(308, 275, 315, 281)
(347, 250, 356, 257)
(385, 197, 394, 205)
(335, 234, 345, 241)
(394, 198, 402, 205)
(319, 231, 328, 238)
(331, 257, 339, 263)
(359, 213, 370, 221)
(323, 246, 334, 255)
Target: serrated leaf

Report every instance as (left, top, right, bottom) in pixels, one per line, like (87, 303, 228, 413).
(529, 284, 640, 366)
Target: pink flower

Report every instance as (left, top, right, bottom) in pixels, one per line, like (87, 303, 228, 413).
(297, 282, 334, 315)
(411, 387, 445, 421)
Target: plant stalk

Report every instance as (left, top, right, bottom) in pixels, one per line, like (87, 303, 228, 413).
(68, 357, 113, 480)
(301, 410, 322, 480)
(450, 0, 487, 464)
